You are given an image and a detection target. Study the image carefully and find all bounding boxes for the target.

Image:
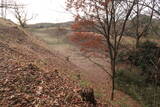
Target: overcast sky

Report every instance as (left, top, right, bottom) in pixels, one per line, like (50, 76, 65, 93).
(7, 0, 74, 24)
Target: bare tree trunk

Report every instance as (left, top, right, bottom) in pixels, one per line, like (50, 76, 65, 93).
(111, 59, 116, 101)
(153, 56, 159, 107)
(153, 73, 158, 107)
(1, 0, 4, 17)
(136, 36, 140, 48)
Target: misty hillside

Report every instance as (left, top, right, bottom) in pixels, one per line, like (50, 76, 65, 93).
(28, 21, 73, 28)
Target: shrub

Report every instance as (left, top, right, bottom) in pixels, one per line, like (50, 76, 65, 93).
(128, 41, 160, 84)
(116, 41, 160, 106)
(115, 69, 160, 107)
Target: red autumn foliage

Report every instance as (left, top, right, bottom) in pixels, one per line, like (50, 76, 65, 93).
(71, 20, 95, 31)
(101, 0, 112, 6)
(69, 32, 108, 58)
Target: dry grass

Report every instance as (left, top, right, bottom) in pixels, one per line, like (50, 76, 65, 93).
(121, 36, 160, 49)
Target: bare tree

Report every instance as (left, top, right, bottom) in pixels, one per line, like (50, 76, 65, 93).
(141, 0, 160, 17)
(151, 0, 160, 37)
(1, 0, 4, 17)
(0, 0, 15, 18)
(13, 3, 33, 28)
(132, 0, 155, 48)
(146, 2, 160, 106)
(134, 0, 160, 38)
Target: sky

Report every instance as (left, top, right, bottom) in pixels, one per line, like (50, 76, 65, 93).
(7, 0, 74, 24)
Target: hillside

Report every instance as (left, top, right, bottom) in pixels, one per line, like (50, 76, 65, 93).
(0, 18, 94, 106)
(28, 21, 73, 28)
(27, 21, 143, 107)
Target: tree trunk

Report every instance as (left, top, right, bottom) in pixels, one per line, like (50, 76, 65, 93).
(110, 59, 116, 101)
(136, 36, 140, 48)
(19, 20, 24, 28)
(78, 88, 96, 105)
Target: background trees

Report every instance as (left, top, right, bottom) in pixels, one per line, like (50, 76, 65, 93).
(0, 0, 15, 18)
(130, 0, 154, 48)
(0, 0, 34, 27)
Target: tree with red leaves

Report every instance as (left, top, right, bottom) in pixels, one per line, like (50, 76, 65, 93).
(69, 32, 107, 58)
(71, 19, 95, 32)
(66, 0, 155, 101)
(66, 0, 136, 101)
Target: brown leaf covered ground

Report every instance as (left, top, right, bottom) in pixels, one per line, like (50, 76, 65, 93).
(0, 19, 106, 106)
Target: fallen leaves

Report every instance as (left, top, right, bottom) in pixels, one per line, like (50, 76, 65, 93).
(0, 23, 104, 106)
